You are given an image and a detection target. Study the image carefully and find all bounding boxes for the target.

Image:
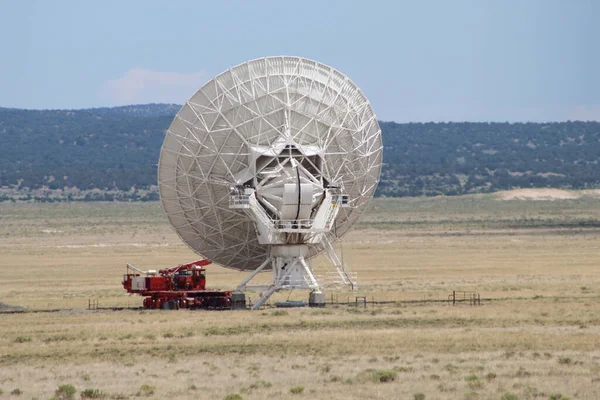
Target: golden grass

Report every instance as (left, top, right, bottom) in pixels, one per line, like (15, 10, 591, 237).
(1, 197, 600, 399)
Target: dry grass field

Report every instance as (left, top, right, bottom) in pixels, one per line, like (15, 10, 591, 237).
(1, 191, 600, 400)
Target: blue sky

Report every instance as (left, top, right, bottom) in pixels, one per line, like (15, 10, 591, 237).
(1, 0, 598, 122)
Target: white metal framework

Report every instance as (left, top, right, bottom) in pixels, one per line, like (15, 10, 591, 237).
(158, 56, 382, 305)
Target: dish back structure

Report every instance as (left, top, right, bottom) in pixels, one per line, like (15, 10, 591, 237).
(158, 57, 382, 302)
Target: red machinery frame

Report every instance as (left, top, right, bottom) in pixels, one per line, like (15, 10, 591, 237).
(122, 260, 232, 309)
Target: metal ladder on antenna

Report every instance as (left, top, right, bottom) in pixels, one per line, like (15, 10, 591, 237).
(322, 236, 355, 288)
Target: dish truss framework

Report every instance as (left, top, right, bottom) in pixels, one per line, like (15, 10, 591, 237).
(158, 56, 382, 307)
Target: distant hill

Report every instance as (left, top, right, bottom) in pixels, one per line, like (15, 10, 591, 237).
(378, 120, 600, 197)
(1, 104, 599, 201)
(0, 105, 174, 196)
(76, 103, 181, 118)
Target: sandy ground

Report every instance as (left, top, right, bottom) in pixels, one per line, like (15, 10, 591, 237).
(496, 188, 600, 200)
(497, 188, 580, 200)
(1, 199, 600, 399)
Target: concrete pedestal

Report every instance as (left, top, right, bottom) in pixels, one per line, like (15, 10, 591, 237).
(309, 291, 326, 307)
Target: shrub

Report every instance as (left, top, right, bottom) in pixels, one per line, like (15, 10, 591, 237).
(558, 357, 572, 365)
(485, 372, 497, 381)
(224, 394, 243, 400)
(465, 375, 482, 390)
(136, 384, 155, 397)
(271, 310, 288, 316)
(372, 370, 397, 383)
(80, 388, 106, 399)
(393, 366, 413, 372)
(10, 388, 23, 396)
(463, 391, 479, 400)
(14, 336, 31, 343)
(500, 393, 518, 400)
(318, 364, 331, 373)
(445, 363, 458, 373)
(549, 395, 571, 400)
(118, 334, 134, 340)
(437, 383, 456, 393)
(247, 380, 272, 389)
(355, 368, 398, 384)
(515, 367, 530, 377)
(247, 363, 260, 372)
(55, 384, 77, 400)
(289, 386, 304, 394)
(413, 393, 425, 400)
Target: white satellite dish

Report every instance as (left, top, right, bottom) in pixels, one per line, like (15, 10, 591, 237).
(158, 56, 382, 308)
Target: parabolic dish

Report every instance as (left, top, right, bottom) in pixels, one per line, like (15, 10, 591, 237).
(158, 56, 382, 271)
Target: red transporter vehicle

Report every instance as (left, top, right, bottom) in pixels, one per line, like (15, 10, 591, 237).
(122, 260, 233, 309)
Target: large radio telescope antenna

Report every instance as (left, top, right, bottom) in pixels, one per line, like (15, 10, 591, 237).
(158, 56, 382, 308)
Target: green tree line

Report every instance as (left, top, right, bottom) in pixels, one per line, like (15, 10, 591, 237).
(1, 104, 599, 198)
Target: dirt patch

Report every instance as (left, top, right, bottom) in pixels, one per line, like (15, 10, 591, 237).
(0, 301, 24, 312)
(582, 189, 600, 197)
(497, 189, 579, 201)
